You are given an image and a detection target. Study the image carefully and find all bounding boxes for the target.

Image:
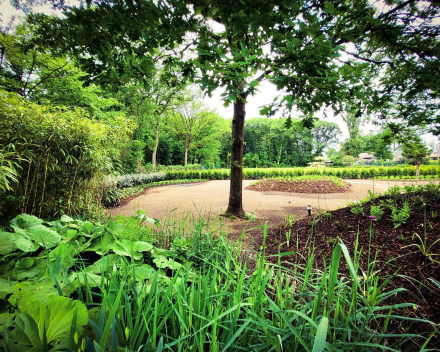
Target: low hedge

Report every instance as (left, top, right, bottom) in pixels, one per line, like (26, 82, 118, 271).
(165, 165, 440, 180)
(110, 166, 439, 191)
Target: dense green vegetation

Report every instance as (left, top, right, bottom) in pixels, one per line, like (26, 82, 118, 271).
(1, 0, 440, 350)
(0, 201, 437, 351)
(0, 90, 133, 220)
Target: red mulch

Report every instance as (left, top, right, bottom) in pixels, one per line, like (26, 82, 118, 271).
(253, 192, 440, 348)
(245, 177, 351, 193)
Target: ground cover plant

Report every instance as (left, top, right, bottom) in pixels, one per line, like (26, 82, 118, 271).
(255, 183, 440, 349)
(1, 209, 437, 350)
(246, 176, 351, 193)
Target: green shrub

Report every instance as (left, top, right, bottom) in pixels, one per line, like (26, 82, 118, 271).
(0, 90, 134, 220)
(120, 139, 146, 173)
(116, 172, 166, 188)
(391, 202, 411, 228)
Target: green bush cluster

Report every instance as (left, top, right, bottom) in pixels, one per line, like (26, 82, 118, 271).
(116, 172, 167, 188)
(0, 90, 134, 221)
(0, 213, 433, 350)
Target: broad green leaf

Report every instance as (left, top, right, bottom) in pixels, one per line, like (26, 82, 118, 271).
(68, 271, 102, 288)
(12, 312, 43, 350)
(31, 226, 61, 249)
(14, 234, 39, 252)
(105, 220, 122, 236)
(113, 240, 154, 260)
(0, 278, 18, 299)
(48, 243, 78, 272)
(153, 256, 183, 270)
(13, 296, 88, 351)
(85, 254, 120, 274)
(79, 222, 94, 236)
(137, 211, 160, 226)
(10, 214, 43, 230)
(8, 282, 59, 307)
(0, 312, 15, 329)
(13, 258, 45, 280)
(87, 233, 115, 255)
(64, 229, 78, 239)
(60, 215, 74, 222)
(0, 231, 17, 254)
(132, 264, 156, 281)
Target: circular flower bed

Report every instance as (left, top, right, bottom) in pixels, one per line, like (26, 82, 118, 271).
(246, 176, 351, 193)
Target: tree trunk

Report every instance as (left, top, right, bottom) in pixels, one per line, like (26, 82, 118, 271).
(226, 97, 246, 217)
(416, 164, 420, 180)
(152, 128, 159, 170)
(184, 142, 188, 167)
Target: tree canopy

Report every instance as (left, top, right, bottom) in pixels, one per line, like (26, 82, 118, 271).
(24, 0, 440, 216)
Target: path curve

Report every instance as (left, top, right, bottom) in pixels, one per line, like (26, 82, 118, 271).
(108, 179, 435, 223)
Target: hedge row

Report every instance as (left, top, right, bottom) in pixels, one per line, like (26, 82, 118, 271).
(165, 165, 440, 180)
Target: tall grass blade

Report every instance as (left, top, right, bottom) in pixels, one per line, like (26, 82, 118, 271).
(312, 317, 328, 352)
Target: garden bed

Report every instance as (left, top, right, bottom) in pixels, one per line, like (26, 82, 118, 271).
(245, 176, 351, 193)
(254, 185, 440, 344)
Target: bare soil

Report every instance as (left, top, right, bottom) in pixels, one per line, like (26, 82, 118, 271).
(246, 177, 351, 193)
(256, 193, 440, 349)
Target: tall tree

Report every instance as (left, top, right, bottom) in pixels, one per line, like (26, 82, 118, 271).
(31, 0, 440, 216)
(0, 22, 70, 98)
(401, 132, 429, 180)
(117, 72, 187, 169)
(167, 91, 224, 166)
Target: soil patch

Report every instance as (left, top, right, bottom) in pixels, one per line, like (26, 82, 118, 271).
(251, 191, 440, 346)
(246, 177, 351, 193)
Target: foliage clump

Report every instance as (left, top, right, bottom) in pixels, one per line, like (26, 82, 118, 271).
(0, 90, 134, 220)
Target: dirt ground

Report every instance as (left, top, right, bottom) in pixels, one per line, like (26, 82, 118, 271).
(108, 179, 437, 237)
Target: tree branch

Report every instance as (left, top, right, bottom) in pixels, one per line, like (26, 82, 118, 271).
(341, 49, 395, 68)
(378, 0, 417, 20)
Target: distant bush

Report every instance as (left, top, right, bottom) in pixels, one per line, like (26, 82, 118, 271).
(116, 172, 167, 188)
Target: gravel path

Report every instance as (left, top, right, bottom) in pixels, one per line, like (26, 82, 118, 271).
(108, 179, 435, 223)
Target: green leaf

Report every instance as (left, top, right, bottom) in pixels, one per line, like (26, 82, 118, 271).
(0, 231, 17, 254)
(136, 211, 160, 226)
(31, 226, 61, 249)
(14, 233, 39, 252)
(13, 296, 88, 350)
(87, 233, 115, 255)
(68, 271, 102, 288)
(79, 222, 95, 236)
(8, 282, 59, 307)
(113, 240, 154, 260)
(85, 254, 120, 274)
(60, 215, 74, 222)
(153, 256, 183, 270)
(312, 317, 328, 352)
(0, 278, 18, 299)
(10, 214, 43, 230)
(132, 264, 156, 281)
(13, 258, 45, 280)
(291, 38, 302, 47)
(105, 220, 122, 236)
(13, 312, 43, 350)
